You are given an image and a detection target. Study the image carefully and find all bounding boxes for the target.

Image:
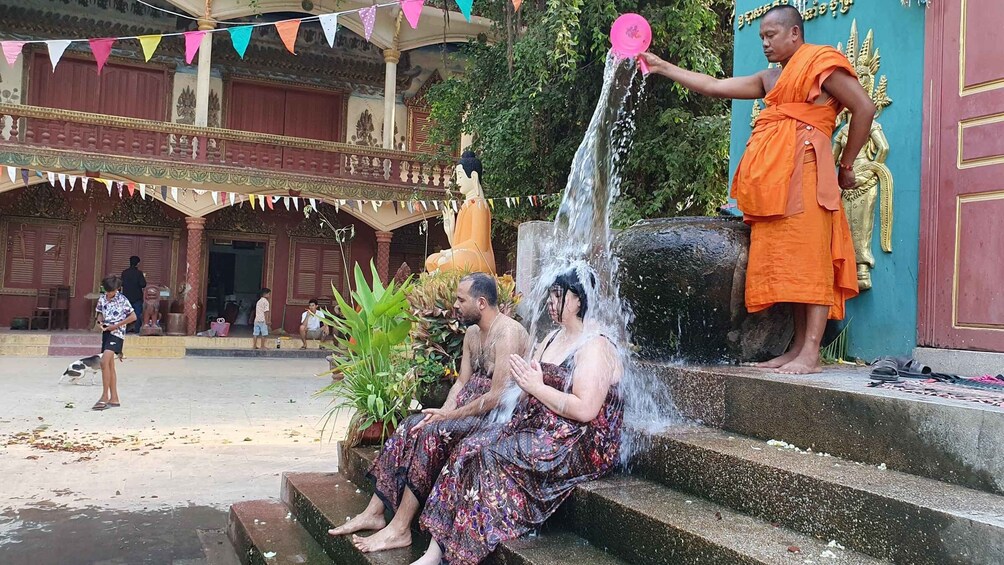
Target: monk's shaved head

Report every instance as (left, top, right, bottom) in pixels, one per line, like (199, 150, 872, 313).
(764, 5, 804, 37)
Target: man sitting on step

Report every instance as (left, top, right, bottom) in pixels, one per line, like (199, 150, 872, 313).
(328, 273, 529, 553)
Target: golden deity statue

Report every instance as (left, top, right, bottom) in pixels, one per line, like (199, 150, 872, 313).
(832, 20, 893, 291)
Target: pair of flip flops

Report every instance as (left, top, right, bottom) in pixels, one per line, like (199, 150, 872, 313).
(869, 357, 956, 383)
(92, 402, 120, 411)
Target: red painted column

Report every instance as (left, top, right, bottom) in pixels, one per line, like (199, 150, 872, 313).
(184, 216, 206, 335)
(375, 230, 393, 283)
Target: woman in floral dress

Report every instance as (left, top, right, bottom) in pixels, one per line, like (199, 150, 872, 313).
(411, 269, 624, 565)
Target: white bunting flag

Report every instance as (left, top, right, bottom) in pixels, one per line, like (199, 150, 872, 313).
(284, 196, 290, 211)
(171, 186, 179, 201)
(6, 166, 15, 184)
(78, 178, 86, 193)
(139, 183, 147, 199)
(211, 191, 218, 205)
(319, 14, 339, 48)
(308, 197, 317, 210)
(258, 195, 266, 209)
(57, 173, 67, 189)
(46, 40, 72, 71)
(293, 197, 299, 211)
(451, 200, 459, 213)
(47, 172, 56, 186)
(230, 192, 237, 206)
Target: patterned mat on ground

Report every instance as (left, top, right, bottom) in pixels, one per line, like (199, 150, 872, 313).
(870, 379, 1004, 408)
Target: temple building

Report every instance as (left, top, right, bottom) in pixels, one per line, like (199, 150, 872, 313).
(0, 0, 495, 334)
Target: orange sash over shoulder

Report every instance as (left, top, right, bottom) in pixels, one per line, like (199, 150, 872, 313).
(731, 44, 855, 219)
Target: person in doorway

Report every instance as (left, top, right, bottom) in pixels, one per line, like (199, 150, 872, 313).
(121, 256, 146, 334)
(299, 298, 330, 349)
(93, 275, 137, 411)
(252, 288, 271, 350)
(640, 5, 874, 374)
(329, 273, 528, 554)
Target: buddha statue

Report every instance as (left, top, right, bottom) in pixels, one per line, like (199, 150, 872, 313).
(425, 151, 496, 274)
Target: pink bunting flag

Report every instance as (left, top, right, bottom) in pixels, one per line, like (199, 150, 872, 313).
(183, 31, 206, 65)
(88, 38, 115, 74)
(1, 41, 25, 67)
(401, 0, 425, 29)
(360, 5, 377, 42)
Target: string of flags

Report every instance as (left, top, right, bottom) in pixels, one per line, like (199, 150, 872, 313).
(0, 0, 523, 74)
(5, 166, 559, 214)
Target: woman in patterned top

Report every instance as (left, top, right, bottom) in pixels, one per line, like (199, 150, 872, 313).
(93, 275, 136, 411)
(411, 268, 624, 565)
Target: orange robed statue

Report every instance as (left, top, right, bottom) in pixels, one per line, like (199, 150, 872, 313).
(641, 5, 875, 374)
(425, 151, 496, 274)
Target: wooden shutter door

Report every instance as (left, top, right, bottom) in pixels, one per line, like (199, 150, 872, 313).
(104, 234, 135, 279)
(38, 225, 70, 287)
(138, 237, 170, 287)
(409, 109, 433, 153)
(6, 224, 38, 287)
(321, 247, 342, 296)
(226, 81, 287, 135)
(294, 245, 320, 300)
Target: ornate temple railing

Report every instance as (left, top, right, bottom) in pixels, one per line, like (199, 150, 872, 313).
(0, 104, 453, 192)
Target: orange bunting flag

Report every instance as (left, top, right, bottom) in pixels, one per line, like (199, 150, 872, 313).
(275, 19, 300, 54)
(512, 0, 523, 11)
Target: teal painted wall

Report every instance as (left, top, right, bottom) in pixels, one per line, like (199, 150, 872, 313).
(728, 1, 927, 359)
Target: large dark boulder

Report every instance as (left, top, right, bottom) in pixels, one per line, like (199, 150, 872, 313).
(614, 217, 793, 363)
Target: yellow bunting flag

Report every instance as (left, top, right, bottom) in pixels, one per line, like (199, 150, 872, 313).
(137, 35, 162, 62)
(275, 19, 301, 54)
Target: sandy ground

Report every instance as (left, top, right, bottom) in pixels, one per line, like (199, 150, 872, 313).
(0, 356, 351, 564)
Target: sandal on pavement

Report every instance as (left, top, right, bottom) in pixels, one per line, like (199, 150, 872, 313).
(92, 402, 108, 411)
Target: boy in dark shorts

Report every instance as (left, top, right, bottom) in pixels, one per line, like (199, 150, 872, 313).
(93, 275, 137, 411)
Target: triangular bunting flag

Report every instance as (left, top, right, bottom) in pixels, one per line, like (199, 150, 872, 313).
(392, 201, 399, 214)
(512, 0, 523, 11)
(355, 200, 363, 212)
(79, 178, 87, 193)
(451, 200, 459, 213)
(137, 35, 162, 62)
(58, 173, 67, 189)
(275, 19, 300, 54)
(229, 26, 253, 59)
(183, 31, 206, 65)
(126, 182, 135, 197)
(371, 200, 379, 213)
(258, 195, 266, 209)
(208, 191, 216, 205)
(433, 200, 440, 210)
(455, 0, 473, 21)
(117, 183, 124, 198)
(6, 166, 16, 184)
(21, 168, 29, 187)
(139, 184, 147, 199)
(283, 196, 290, 211)
(488, 198, 494, 210)
(250, 194, 256, 209)
(161, 186, 167, 200)
(401, 0, 425, 29)
(309, 197, 317, 210)
(46, 40, 72, 71)
(269, 195, 277, 210)
(47, 172, 56, 186)
(171, 186, 179, 201)
(102, 180, 112, 196)
(360, 5, 377, 42)
(229, 192, 236, 206)
(334, 201, 340, 212)
(420, 200, 428, 211)
(1, 41, 25, 67)
(220, 192, 227, 205)
(293, 198, 299, 211)
(319, 14, 339, 48)
(88, 38, 115, 74)
(506, 197, 512, 208)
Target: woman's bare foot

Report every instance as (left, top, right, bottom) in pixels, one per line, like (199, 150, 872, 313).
(409, 540, 443, 565)
(755, 349, 798, 369)
(328, 512, 386, 536)
(776, 353, 821, 375)
(352, 525, 411, 553)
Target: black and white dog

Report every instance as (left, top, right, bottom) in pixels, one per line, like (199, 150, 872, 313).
(59, 355, 102, 385)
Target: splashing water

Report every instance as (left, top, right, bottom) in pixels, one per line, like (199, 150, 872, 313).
(492, 52, 681, 464)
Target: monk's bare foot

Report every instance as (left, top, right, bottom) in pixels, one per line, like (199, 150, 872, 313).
(755, 349, 799, 369)
(328, 512, 386, 536)
(776, 354, 822, 375)
(352, 526, 411, 553)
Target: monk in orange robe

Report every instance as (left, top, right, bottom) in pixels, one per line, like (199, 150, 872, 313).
(642, 5, 875, 374)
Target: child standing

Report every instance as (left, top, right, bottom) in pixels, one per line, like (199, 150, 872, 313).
(253, 288, 271, 350)
(93, 275, 137, 411)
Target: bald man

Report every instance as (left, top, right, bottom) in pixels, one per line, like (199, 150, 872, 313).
(642, 5, 874, 374)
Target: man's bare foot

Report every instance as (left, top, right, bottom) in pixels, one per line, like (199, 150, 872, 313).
(775, 354, 822, 375)
(352, 526, 411, 552)
(409, 542, 443, 565)
(328, 512, 386, 536)
(755, 349, 798, 369)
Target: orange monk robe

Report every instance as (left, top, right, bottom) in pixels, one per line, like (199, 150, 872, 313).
(424, 198, 496, 274)
(731, 44, 859, 320)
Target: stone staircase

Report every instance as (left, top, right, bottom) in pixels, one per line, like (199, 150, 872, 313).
(227, 365, 1004, 565)
(0, 331, 330, 358)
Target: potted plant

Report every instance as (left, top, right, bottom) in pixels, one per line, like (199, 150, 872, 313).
(316, 261, 417, 446)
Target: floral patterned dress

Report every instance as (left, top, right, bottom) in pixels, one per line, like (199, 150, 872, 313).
(419, 360, 624, 565)
(367, 371, 493, 511)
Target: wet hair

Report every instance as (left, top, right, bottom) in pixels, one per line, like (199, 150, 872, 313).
(764, 5, 804, 37)
(102, 275, 122, 292)
(459, 151, 483, 183)
(308, 298, 319, 306)
(129, 256, 140, 267)
(461, 272, 498, 307)
(260, 288, 271, 297)
(550, 269, 592, 320)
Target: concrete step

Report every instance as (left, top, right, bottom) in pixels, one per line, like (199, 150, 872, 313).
(281, 472, 628, 565)
(647, 363, 1004, 495)
(187, 348, 330, 359)
(566, 475, 884, 565)
(48, 334, 101, 346)
(228, 499, 333, 565)
(630, 425, 1004, 564)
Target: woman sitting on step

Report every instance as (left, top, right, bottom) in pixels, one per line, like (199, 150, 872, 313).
(410, 268, 625, 565)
